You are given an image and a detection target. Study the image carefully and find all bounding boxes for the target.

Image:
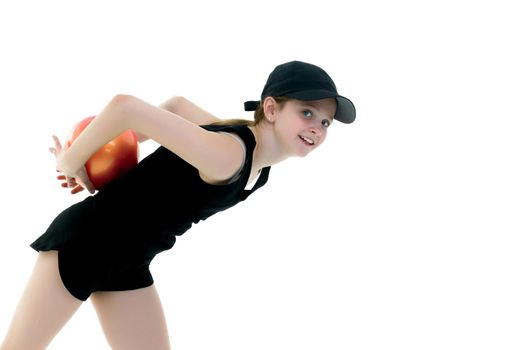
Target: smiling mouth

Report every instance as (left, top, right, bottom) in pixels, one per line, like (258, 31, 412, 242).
(299, 135, 315, 146)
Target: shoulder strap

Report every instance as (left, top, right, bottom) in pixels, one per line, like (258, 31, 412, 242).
(240, 167, 270, 200)
(200, 124, 256, 152)
(202, 124, 271, 198)
(201, 123, 257, 174)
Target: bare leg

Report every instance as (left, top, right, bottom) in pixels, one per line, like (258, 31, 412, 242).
(91, 285, 171, 350)
(0, 251, 83, 350)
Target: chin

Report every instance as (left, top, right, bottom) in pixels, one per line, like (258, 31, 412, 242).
(296, 148, 313, 158)
(295, 139, 319, 157)
(287, 138, 317, 158)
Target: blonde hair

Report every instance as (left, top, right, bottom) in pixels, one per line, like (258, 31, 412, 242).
(211, 96, 291, 126)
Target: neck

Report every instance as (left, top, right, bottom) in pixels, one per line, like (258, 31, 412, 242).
(249, 123, 289, 170)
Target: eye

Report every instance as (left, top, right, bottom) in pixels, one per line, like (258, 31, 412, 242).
(302, 110, 313, 118)
(321, 119, 331, 128)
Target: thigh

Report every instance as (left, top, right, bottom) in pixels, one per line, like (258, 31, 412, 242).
(90, 285, 171, 350)
(1, 251, 83, 350)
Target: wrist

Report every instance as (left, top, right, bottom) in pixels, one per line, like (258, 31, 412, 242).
(57, 152, 82, 177)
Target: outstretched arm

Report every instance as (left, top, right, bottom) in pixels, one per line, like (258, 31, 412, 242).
(134, 96, 221, 142)
(56, 95, 244, 186)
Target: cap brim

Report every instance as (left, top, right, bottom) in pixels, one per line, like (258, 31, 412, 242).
(334, 96, 356, 124)
(286, 90, 356, 124)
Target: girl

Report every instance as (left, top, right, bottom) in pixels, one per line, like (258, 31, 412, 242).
(1, 60, 355, 350)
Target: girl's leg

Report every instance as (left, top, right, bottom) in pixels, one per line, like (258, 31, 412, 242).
(90, 285, 171, 350)
(1, 251, 83, 350)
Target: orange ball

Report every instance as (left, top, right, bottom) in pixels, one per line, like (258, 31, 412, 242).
(65, 116, 139, 190)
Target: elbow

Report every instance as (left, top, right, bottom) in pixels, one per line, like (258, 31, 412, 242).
(170, 95, 185, 104)
(164, 95, 184, 113)
(106, 94, 137, 123)
(92, 94, 142, 137)
(109, 94, 135, 108)
(108, 95, 148, 141)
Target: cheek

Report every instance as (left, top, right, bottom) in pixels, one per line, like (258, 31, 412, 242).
(273, 122, 293, 147)
(275, 118, 298, 137)
(317, 131, 328, 146)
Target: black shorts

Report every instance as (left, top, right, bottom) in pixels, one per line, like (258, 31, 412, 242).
(30, 197, 176, 301)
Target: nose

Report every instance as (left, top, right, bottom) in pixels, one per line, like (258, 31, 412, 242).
(308, 123, 322, 135)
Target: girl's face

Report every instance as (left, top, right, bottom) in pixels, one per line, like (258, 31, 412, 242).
(272, 98, 337, 157)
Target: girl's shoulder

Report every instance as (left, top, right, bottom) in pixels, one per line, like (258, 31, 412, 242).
(200, 123, 256, 150)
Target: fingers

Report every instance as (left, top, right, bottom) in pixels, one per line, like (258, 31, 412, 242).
(51, 136, 95, 195)
(52, 144, 96, 194)
(59, 177, 77, 188)
(58, 180, 88, 195)
(70, 185, 85, 194)
(57, 175, 76, 186)
(76, 168, 96, 194)
(61, 168, 96, 194)
(52, 135, 62, 151)
(49, 135, 62, 155)
(58, 178, 92, 195)
(66, 176, 76, 188)
(84, 177, 96, 194)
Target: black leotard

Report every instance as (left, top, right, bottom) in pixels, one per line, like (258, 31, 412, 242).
(30, 124, 270, 301)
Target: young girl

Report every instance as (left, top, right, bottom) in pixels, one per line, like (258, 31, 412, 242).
(1, 60, 355, 350)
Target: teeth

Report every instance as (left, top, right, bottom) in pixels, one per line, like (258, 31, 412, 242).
(300, 135, 314, 145)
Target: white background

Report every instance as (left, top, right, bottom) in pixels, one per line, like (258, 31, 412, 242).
(1, 0, 524, 349)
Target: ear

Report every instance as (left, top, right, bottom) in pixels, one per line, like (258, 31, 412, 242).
(262, 96, 278, 122)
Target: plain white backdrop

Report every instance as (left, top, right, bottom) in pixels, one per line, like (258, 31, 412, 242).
(1, 0, 524, 349)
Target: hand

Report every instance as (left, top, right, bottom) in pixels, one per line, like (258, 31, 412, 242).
(50, 135, 96, 194)
(55, 168, 95, 194)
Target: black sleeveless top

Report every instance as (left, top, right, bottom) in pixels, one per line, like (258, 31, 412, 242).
(92, 123, 270, 234)
(31, 124, 271, 258)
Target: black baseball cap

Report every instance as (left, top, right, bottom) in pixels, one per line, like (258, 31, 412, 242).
(244, 60, 356, 124)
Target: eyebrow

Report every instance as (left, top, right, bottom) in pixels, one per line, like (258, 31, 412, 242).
(300, 102, 335, 121)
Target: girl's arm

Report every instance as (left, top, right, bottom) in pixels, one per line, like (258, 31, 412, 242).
(57, 94, 244, 184)
(134, 96, 221, 142)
